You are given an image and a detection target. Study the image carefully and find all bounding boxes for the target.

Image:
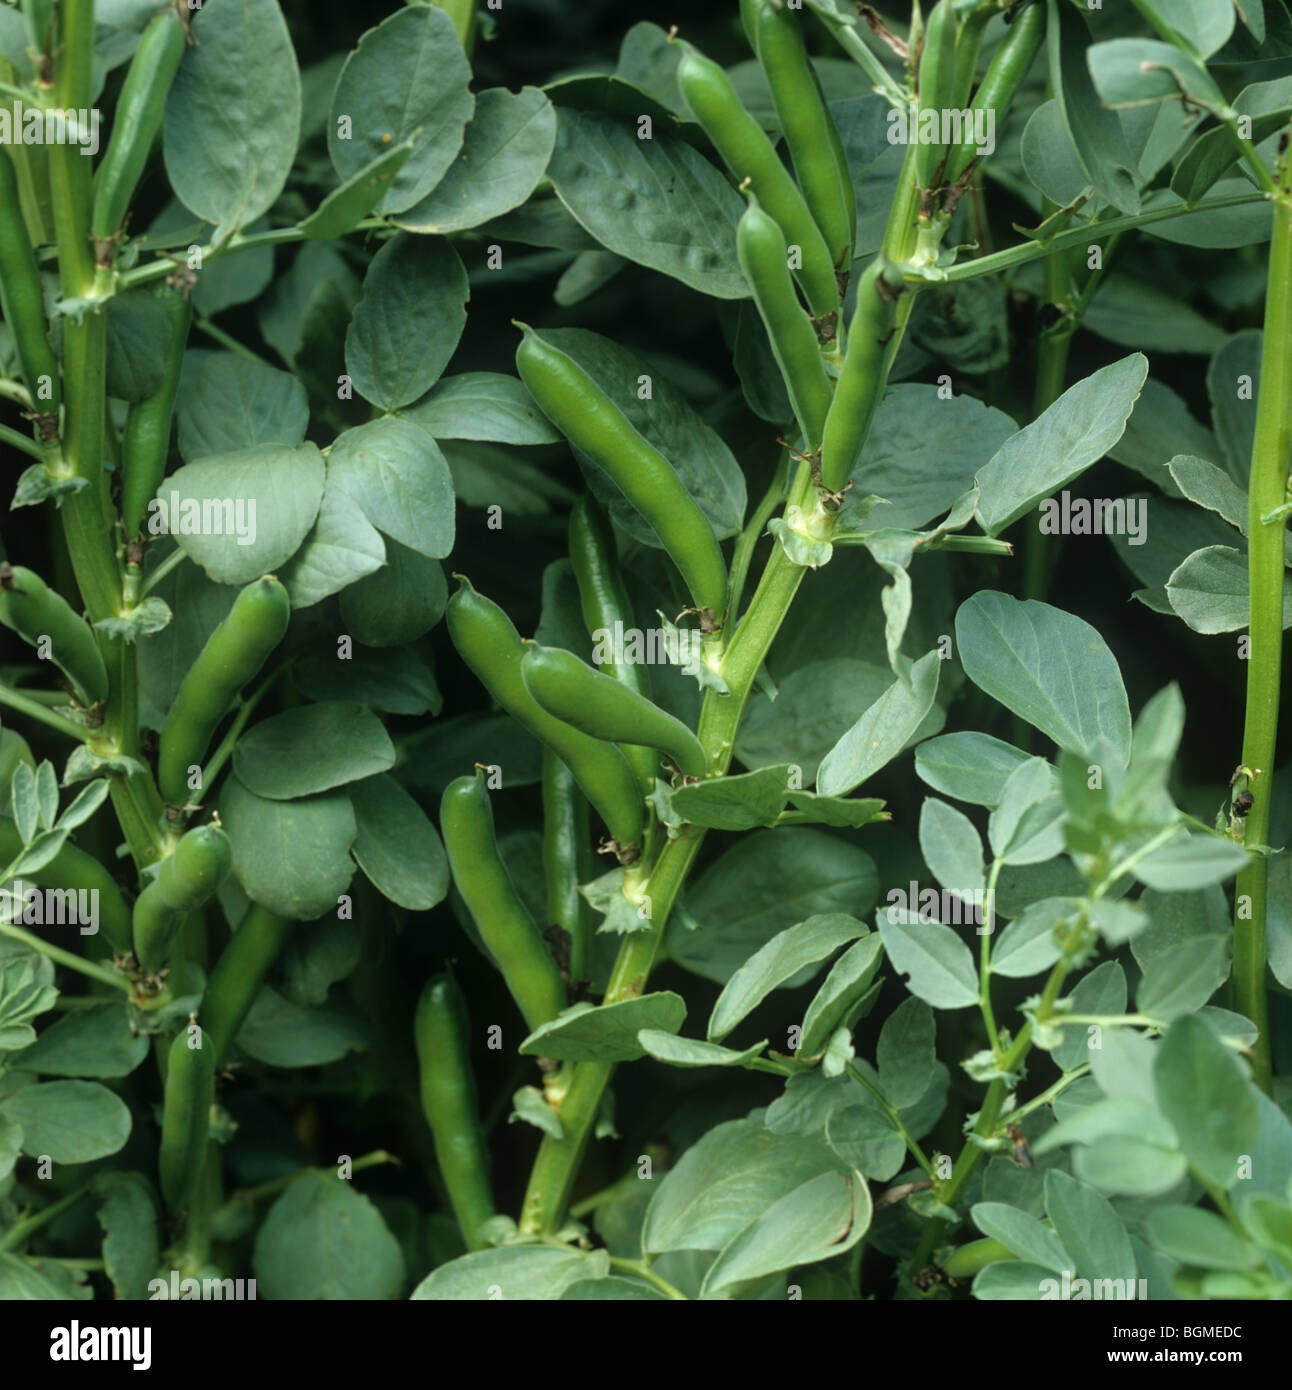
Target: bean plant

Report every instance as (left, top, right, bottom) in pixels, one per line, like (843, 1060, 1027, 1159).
(0, 0, 1289, 1305)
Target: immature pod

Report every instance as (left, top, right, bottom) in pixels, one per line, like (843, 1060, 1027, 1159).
(950, 6, 992, 110)
(414, 972, 496, 1252)
(941, 1236, 1017, 1279)
(157, 576, 290, 806)
(566, 497, 658, 791)
(201, 904, 293, 1066)
(675, 44, 839, 318)
(90, 9, 187, 242)
(568, 495, 648, 699)
(440, 770, 567, 1033)
(742, 0, 855, 266)
(0, 814, 133, 955)
(0, 564, 108, 706)
(916, 0, 959, 191)
(516, 327, 726, 623)
(23, 0, 53, 54)
(943, 1, 1045, 187)
(132, 822, 232, 973)
(521, 644, 706, 780)
(157, 1023, 215, 1216)
(819, 260, 903, 492)
(447, 579, 645, 854)
(737, 195, 833, 453)
(121, 282, 191, 539)
(541, 749, 592, 985)
(0, 149, 59, 419)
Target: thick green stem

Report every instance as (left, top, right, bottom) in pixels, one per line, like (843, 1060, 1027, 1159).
(1233, 182, 1292, 1097)
(45, 0, 119, 626)
(57, 309, 119, 624)
(518, 828, 705, 1234)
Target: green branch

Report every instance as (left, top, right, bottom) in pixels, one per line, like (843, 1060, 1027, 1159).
(929, 191, 1267, 286)
(0, 920, 132, 993)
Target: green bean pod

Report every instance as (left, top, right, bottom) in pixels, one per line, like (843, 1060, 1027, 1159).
(157, 576, 290, 807)
(675, 44, 839, 317)
(157, 1023, 215, 1216)
(447, 578, 645, 854)
(23, 0, 53, 55)
(414, 972, 496, 1252)
(819, 261, 902, 492)
(201, 903, 293, 1066)
(0, 149, 59, 419)
(90, 8, 187, 242)
(943, 1, 1045, 187)
(950, 5, 991, 110)
(541, 748, 592, 984)
(941, 1235, 1017, 1279)
(121, 282, 191, 539)
(521, 643, 706, 780)
(916, 0, 959, 191)
(0, 813, 133, 954)
(132, 822, 231, 973)
(566, 496, 659, 791)
(0, 565, 107, 706)
(568, 495, 648, 699)
(516, 327, 727, 623)
(742, 0, 855, 266)
(440, 769, 567, 1034)
(737, 194, 833, 453)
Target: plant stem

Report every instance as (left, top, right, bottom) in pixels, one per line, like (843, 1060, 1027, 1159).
(44, 3, 120, 628)
(197, 664, 283, 802)
(607, 1256, 688, 1300)
(1233, 173, 1292, 1098)
(0, 422, 42, 459)
(0, 920, 132, 992)
(117, 222, 385, 293)
(814, 3, 907, 108)
(907, 936, 1081, 1280)
(139, 544, 189, 596)
(0, 1182, 94, 1253)
(932, 190, 1266, 286)
(193, 316, 276, 368)
(218, 1150, 399, 1210)
(0, 681, 90, 740)
(726, 448, 790, 621)
(518, 827, 705, 1234)
(979, 859, 1003, 1052)
(846, 1061, 936, 1180)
